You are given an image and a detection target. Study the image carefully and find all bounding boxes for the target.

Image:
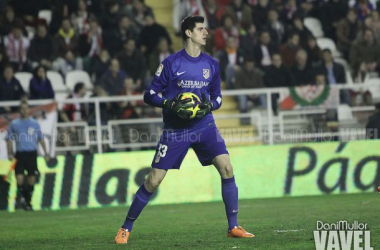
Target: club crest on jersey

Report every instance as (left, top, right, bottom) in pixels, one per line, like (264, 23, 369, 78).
(203, 69, 210, 79)
(155, 64, 164, 76)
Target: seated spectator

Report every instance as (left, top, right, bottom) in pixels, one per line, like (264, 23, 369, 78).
(362, 12, 380, 42)
(349, 28, 380, 76)
(203, 0, 226, 31)
(353, 62, 379, 83)
(54, 18, 79, 60)
(291, 49, 314, 86)
(290, 16, 313, 49)
(139, 15, 172, 55)
(320, 0, 349, 41)
(252, 0, 270, 30)
(226, 0, 253, 28)
(117, 39, 146, 91)
(92, 49, 111, 81)
(0, 6, 22, 37)
(318, 49, 346, 85)
(71, 0, 90, 35)
(279, 32, 301, 69)
(119, 78, 143, 119)
(97, 58, 127, 96)
(252, 30, 278, 70)
(100, 0, 122, 32)
(0, 48, 10, 74)
(336, 8, 362, 60)
(88, 86, 114, 126)
(233, 57, 265, 124)
(354, 0, 373, 22)
(3, 21, 30, 71)
(148, 37, 172, 78)
(79, 17, 103, 72)
(52, 51, 83, 77)
(127, 0, 155, 31)
(266, 9, 285, 47)
(173, 0, 208, 35)
(305, 36, 322, 68)
(29, 66, 54, 100)
(264, 53, 292, 115)
(28, 23, 54, 70)
(280, 0, 298, 24)
(213, 15, 239, 52)
(0, 64, 26, 114)
(103, 15, 139, 57)
(239, 23, 258, 55)
(218, 36, 244, 88)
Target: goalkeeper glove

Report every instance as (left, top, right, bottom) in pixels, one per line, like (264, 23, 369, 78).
(163, 93, 193, 120)
(195, 93, 213, 119)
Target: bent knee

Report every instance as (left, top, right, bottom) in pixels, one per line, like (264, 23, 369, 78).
(221, 164, 234, 178)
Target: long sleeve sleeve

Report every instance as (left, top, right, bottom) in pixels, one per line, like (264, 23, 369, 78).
(209, 60, 222, 111)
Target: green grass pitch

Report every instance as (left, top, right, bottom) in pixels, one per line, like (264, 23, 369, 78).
(1, 193, 379, 250)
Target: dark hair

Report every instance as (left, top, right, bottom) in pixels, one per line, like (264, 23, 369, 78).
(3, 63, 14, 72)
(33, 65, 47, 79)
(180, 15, 205, 41)
(74, 82, 85, 93)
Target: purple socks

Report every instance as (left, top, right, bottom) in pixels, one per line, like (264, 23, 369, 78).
(222, 176, 239, 230)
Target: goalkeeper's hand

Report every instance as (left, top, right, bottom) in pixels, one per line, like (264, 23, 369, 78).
(163, 93, 193, 119)
(195, 93, 213, 119)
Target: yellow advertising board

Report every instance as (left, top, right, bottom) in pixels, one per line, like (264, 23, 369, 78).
(0, 140, 379, 211)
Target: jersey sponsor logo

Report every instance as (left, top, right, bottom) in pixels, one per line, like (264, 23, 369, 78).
(28, 127, 35, 136)
(155, 64, 164, 76)
(177, 80, 209, 88)
(176, 71, 186, 76)
(203, 69, 210, 79)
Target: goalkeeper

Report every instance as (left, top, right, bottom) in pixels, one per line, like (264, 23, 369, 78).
(115, 15, 254, 244)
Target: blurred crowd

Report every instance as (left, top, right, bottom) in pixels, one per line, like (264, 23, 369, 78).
(0, 0, 379, 121)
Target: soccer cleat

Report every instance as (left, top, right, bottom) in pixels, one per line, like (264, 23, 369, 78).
(228, 226, 255, 238)
(114, 228, 130, 244)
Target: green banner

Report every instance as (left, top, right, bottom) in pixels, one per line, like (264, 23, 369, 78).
(1, 140, 379, 211)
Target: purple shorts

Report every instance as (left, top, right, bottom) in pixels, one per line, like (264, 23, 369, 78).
(151, 124, 229, 170)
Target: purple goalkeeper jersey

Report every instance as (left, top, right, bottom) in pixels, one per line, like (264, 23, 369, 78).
(144, 49, 222, 129)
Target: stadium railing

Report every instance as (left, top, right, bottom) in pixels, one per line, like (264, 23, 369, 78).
(0, 82, 378, 155)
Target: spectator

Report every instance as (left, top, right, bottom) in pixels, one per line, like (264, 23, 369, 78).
(173, 0, 208, 35)
(10, 0, 49, 27)
(252, 30, 278, 70)
(336, 8, 362, 60)
(280, 0, 298, 24)
(53, 18, 79, 59)
(266, 9, 285, 47)
(3, 22, 30, 71)
(0, 6, 22, 37)
(366, 102, 380, 139)
(0, 48, 10, 74)
(320, 0, 349, 41)
(349, 28, 380, 76)
(52, 51, 83, 77)
(203, 0, 226, 31)
(234, 57, 265, 124)
(88, 86, 114, 126)
(128, 0, 155, 31)
(0, 65, 26, 113)
(353, 61, 379, 83)
(305, 36, 322, 68)
(363, 11, 380, 41)
(290, 16, 313, 49)
(351, 62, 374, 106)
(239, 23, 258, 55)
(28, 24, 54, 70)
(218, 36, 244, 88)
(264, 53, 292, 115)
(318, 49, 346, 85)
(97, 58, 127, 96)
(226, 0, 253, 28)
(103, 15, 139, 57)
(117, 39, 146, 91)
(147, 37, 172, 77)
(139, 15, 172, 55)
(29, 66, 54, 100)
(291, 49, 314, 86)
(354, 0, 373, 22)
(252, 0, 270, 30)
(92, 49, 111, 81)
(279, 32, 301, 69)
(71, 0, 90, 35)
(100, 0, 122, 32)
(214, 15, 240, 52)
(119, 78, 143, 119)
(79, 17, 103, 58)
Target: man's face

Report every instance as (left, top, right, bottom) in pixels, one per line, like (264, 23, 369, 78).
(62, 20, 71, 31)
(296, 53, 307, 65)
(364, 30, 374, 44)
(20, 104, 30, 118)
(124, 40, 135, 52)
(78, 86, 87, 97)
(120, 17, 130, 29)
(348, 11, 357, 22)
(272, 55, 282, 68)
(37, 25, 47, 38)
(12, 28, 22, 38)
(260, 32, 270, 45)
(291, 35, 300, 46)
(322, 51, 332, 62)
(4, 67, 13, 81)
(245, 61, 254, 71)
(189, 22, 208, 46)
(110, 59, 120, 74)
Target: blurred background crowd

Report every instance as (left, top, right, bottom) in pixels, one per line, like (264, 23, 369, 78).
(0, 0, 379, 121)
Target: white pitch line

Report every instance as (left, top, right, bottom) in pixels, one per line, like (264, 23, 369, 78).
(275, 229, 302, 233)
